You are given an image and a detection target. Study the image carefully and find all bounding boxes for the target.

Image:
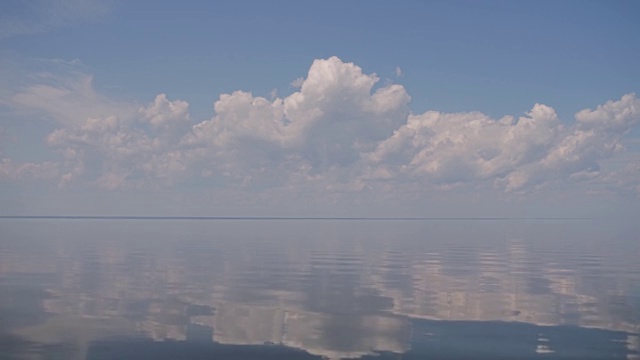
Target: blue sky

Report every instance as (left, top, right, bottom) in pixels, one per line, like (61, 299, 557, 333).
(1, 0, 639, 217)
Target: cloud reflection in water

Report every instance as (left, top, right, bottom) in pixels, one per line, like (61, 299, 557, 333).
(0, 219, 638, 359)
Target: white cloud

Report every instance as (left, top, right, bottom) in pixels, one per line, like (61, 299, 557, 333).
(290, 77, 304, 88)
(186, 56, 411, 175)
(367, 94, 640, 193)
(282, 57, 410, 169)
(500, 95, 640, 192)
(139, 93, 191, 150)
(575, 93, 640, 131)
(2, 56, 639, 200)
(140, 94, 190, 129)
(366, 103, 561, 187)
(10, 71, 135, 126)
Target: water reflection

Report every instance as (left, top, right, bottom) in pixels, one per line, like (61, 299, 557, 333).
(0, 219, 638, 359)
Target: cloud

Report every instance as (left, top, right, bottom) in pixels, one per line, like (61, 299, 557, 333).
(575, 93, 640, 131)
(290, 77, 304, 89)
(0, 0, 111, 39)
(0, 158, 60, 182)
(606, 161, 640, 196)
(365, 95, 640, 192)
(186, 57, 410, 174)
(283, 57, 410, 170)
(139, 93, 191, 146)
(504, 94, 640, 192)
(140, 94, 190, 129)
(0, 127, 5, 155)
(44, 93, 194, 189)
(366, 104, 561, 189)
(1, 56, 639, 199)
(9, 70, 135, 126)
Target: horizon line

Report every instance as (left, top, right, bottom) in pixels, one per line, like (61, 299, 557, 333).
(0, 215, 592, 221)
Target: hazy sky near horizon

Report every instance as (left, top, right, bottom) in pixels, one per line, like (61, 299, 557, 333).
(1, 0, 639, 217)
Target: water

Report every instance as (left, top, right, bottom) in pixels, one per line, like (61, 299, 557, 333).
(0, 219, 638, 359)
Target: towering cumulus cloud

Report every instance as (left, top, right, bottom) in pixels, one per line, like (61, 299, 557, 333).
(2, 57, 640, 197)
(186, 57, 410, 171)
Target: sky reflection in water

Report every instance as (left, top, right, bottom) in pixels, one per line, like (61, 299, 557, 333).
(0, 219, 639, 359)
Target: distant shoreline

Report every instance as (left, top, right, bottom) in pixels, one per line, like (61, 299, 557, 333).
(0, 216, 591, 221)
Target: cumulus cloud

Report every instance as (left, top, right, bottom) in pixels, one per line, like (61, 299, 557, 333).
(44, 93, 194, 189)
(283, 57, 411, 169)
(505, 94, 640, 191)
(366, 104, 561, 188)
(140, 94, 190, 129)
(575, 93, 640, 131)
(186, 56, 410, 174)
(2, 56, 639, 198)
(365, 94, 640, 192)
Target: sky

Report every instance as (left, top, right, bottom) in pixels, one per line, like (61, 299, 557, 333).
(1, 0, 639, 218)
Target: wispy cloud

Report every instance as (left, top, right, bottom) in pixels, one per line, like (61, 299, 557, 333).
(0, 0, 111, 39)
(10, 70, 134, 126)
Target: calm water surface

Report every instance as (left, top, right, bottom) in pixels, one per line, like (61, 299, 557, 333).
(0, 219, 638, 359)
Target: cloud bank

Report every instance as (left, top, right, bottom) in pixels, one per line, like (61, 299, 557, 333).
(2, 57, 640, 197)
